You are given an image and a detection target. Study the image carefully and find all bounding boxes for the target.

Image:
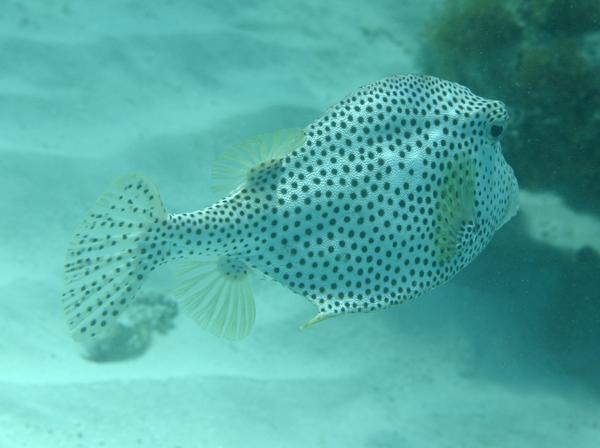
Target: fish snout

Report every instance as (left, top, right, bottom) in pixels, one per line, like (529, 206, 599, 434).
(499, 166, 520, 229)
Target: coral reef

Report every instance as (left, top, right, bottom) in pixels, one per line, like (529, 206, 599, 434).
(83, 292, 178, 363)
(518, 191, 600, 385)
(522, 0, 600, 35)
(459, 197, 600, 389)
(422, 0, 600, 214)
(545, 245, 600, 378)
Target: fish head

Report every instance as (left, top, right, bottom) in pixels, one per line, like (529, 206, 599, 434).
(468, 97, 519, 231)
(386, 76, 520, 235)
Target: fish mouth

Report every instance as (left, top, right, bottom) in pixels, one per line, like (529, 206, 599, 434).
(498, 173, 520, 229)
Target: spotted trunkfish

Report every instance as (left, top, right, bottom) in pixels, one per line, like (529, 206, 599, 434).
(62, 75, 519, 341)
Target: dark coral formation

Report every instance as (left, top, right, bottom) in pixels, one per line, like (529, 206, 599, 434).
(542, 245, 600, 383)
(422, 0, 600, 213)
(83, 292, 178, 363)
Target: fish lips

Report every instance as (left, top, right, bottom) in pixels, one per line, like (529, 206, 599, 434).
(498, 167, 520, 229)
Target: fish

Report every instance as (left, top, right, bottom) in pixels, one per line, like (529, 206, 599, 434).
(62, 74, 519, 341)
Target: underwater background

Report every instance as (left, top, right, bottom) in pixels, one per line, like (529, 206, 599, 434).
(1, 0, 599, 446)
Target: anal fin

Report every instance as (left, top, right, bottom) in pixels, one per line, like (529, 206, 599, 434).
(173, 257, 255, 340)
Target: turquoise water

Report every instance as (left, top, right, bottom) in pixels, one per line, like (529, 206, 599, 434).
(1, 1, 599, 447)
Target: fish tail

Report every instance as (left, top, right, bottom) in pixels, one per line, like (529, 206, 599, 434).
(61, 175, 168, 341)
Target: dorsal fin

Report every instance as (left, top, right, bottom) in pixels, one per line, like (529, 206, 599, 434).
(211, 128, 305, 193)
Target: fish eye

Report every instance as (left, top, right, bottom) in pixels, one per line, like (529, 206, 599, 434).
(490, 125, 503, 138)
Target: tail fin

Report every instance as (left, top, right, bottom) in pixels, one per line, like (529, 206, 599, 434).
(62, 175, 167, 341)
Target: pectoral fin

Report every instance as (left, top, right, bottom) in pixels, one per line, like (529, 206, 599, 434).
(433, 152, 476, 264)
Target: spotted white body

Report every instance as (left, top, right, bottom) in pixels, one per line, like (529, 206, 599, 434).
(63, 75, 519, 341)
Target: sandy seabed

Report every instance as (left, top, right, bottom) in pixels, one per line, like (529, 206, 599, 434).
(1, 1, 598, 447)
